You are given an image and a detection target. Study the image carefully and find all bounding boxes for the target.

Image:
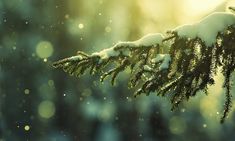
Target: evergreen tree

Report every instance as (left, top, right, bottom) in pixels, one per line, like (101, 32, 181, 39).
(53, 8, 235, 123)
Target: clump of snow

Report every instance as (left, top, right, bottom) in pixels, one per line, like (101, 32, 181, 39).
(91, 33, 164, 60)
(92, 47, 119, 60)
(173, 12, 235, 46)
(152, 54, 171, 70)
(91, 46, 131, 60)
(133, 33, 164, 46)
(174, 25, 197, 39)
(115, 33, 164, 47)
(114, 42, 136, 48)
(152, 54, 168, 63)
(69, 55, 83, 61)
(143, 65, 153, 71)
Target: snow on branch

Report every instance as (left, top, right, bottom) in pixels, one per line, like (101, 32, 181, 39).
(173, 12, 235, 46)
(53, 12, 235, 123)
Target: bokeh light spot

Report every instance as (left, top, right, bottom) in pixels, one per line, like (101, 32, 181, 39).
(24, 125, 30, 131)
(105, 26, 112, 32)
(98, 103, 115, 121)
(38, 100, 56, 119)
(78, 23, 84, 29)
(36, 41, 54, 59)
(169, 116, 186, 134)
(48, 80, 54, 87)
(24, 89, 30, 95)
(203, 124, 207, 128)
(65, 14, 70, 19)
(200, 97, 218, 118)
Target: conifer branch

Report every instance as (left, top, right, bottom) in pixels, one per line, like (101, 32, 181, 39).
(53, 12, 235, 123)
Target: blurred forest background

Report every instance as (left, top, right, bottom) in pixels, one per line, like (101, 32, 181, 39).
(1, 0, 235, 141)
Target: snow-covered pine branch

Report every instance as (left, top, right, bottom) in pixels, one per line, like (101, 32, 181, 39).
(53, 12, 235, 123)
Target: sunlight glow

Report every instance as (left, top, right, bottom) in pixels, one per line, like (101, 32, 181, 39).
(226, 0, 235, 12)
(182, 0, 224, 14)
(178, 0, 225, 23)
